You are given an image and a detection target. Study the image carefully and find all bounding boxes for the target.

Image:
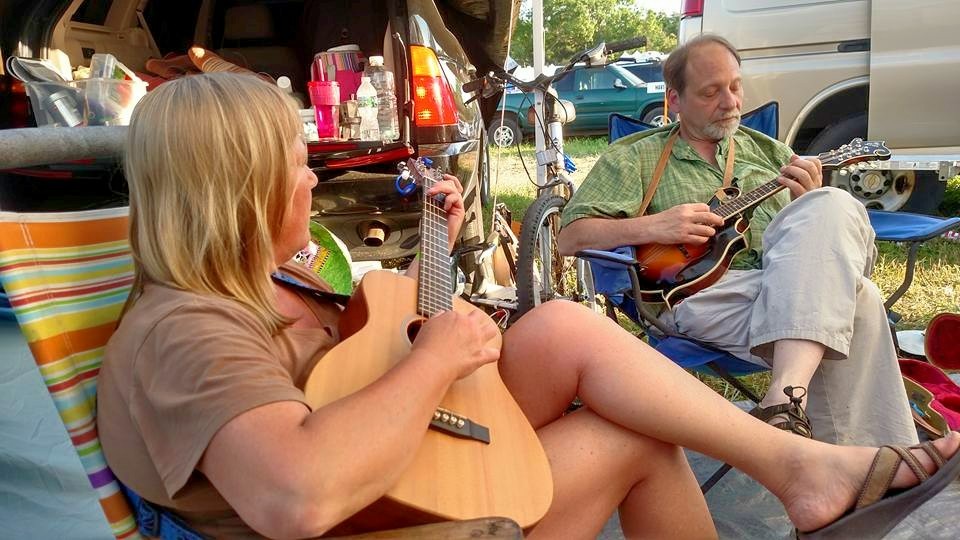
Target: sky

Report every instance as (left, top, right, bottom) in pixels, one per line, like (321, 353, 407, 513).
(634, 0, 680, 14)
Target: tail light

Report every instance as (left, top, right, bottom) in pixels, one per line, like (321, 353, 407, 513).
(681, 0, 704, 18)
(1, 77, 31, 129)
(410, 45, 459, 127)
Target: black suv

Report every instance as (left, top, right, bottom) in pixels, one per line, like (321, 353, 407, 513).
(0, 0, 514, 262)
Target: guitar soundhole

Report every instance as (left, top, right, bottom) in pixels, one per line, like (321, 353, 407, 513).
(406, 318, 425, 344)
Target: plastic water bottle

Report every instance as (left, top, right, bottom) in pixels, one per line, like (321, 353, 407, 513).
(365, 56, 400, 142)
(276, 76, 304, 108)
(356, 76, 381, 142)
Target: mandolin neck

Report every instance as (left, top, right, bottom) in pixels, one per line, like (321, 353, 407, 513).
(713, 162, 841, 219)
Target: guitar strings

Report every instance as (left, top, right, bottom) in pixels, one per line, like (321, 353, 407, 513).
(416, 164, 454, 318)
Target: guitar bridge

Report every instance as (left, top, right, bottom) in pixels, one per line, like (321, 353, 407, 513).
(430, 407, 490, 444)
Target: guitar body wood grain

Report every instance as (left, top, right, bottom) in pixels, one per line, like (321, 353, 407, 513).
(303, 270, 553, 530)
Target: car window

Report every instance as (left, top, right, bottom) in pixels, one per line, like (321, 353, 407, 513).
(71, 0, 112, 25)
(578, 67, 617, 91)
(607, 64, 643, 87)
(553, 71, 574, 92)
(624, 63, 664, 83)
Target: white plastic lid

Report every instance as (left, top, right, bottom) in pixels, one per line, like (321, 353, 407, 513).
(369, 56, 384, 67)
(277, 76, 292, 91)
(361, 76, 371, 82)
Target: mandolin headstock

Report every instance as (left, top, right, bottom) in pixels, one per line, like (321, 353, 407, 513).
(817, 138, 891, 170)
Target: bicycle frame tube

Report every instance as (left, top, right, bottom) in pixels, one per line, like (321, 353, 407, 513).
(533, 86, 567, 192)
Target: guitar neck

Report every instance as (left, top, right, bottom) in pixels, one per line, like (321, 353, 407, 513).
(413, 161, 454, 317)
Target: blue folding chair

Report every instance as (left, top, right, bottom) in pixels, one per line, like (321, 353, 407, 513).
(607, 101, 780, 142)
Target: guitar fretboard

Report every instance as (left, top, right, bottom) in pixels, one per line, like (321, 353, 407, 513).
(413, 161, 454, 317)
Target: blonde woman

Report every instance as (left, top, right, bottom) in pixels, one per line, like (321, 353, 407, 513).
(98, 73, 960, 540)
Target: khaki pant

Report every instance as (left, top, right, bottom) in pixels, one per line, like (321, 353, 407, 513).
(661, 187, 917, 446)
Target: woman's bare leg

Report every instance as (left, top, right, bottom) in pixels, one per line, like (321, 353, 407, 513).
(530, 408, 715, 539)
(501, 301, 960, 533)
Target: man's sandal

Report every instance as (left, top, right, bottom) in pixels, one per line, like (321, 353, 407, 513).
(798, 439, 960, 539)
(750, 386, 814, 438)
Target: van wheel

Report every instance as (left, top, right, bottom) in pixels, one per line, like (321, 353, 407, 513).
(488, 117, 521, 148)
(808, 113, 938, 212)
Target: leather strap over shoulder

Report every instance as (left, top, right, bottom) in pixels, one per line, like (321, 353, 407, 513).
(637, 129, 737, 217)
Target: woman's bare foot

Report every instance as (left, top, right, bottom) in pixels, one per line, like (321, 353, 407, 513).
(777, 431, 960, 532)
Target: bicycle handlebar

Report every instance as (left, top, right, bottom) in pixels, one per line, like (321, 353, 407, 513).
(604, 37, 647, 55)
(464, 36, 648, 99)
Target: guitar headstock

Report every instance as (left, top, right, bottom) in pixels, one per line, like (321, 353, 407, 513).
(817, 138, 891, 169)
(403, 158, 444, 189)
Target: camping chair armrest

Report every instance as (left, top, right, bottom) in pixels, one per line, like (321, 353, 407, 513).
(575, 248, 638, 266)
(575, 249, 674, 338)
(867, 211, 960, 310)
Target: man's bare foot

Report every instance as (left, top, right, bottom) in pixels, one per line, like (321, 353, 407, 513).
(778, 431, 960, 532)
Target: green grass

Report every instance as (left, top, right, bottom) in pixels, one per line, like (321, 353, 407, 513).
(491, 135, 611, 160)
(489, 136, 960, 401)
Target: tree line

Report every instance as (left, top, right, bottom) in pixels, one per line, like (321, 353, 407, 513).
(509, 0, 679, 66)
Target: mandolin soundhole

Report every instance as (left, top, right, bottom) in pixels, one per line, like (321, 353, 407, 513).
(406, 318, 425, 344)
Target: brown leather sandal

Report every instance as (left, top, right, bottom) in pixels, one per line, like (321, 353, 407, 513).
(750, 386, 814, 438)
(798, 438, 960, 539)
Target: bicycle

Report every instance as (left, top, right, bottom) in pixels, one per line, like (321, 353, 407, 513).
(467, 37, 646, 318)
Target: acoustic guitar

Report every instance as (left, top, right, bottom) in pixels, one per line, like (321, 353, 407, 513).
(303, 159, 553, 530)
(632, 138, 891, 308)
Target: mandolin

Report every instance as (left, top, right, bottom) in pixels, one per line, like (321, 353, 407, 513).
(303, 158, 553, 531)
(632, 138, 891, 308)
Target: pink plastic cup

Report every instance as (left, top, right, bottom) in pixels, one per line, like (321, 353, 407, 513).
(308, 81, 340, 139)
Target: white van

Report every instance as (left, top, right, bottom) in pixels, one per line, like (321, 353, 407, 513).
(679, 0, 960, 212)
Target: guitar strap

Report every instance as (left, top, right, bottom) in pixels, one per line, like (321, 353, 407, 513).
(271, 271, 352, 307)
(637, 129, 737, 216)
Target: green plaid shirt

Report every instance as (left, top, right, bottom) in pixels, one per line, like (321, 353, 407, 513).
(561, 124, 795, 270)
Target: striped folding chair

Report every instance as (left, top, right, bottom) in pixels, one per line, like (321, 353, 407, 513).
(0, 207, 138, 539)
(0, 206, 522, 539)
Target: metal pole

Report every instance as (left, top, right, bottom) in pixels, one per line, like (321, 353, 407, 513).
(532, 0, 547, 187)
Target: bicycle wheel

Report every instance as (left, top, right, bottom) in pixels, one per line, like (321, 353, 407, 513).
(515, 194, 598, 317)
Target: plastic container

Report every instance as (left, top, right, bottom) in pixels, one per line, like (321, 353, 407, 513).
(88, 53, 139, 81)
(277, 76, 305, 109)
(356, 77, 380, 142)
(311, 46, 364, 103)
(308, 81, 340, 139)
(299, 108, 320, 142)
(77, 78, 147, 126)
(23, 81, 85, 127)
(364, 56, 400, 142)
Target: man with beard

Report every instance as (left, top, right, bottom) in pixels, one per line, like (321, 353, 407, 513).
(556, 34, 917, 447)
